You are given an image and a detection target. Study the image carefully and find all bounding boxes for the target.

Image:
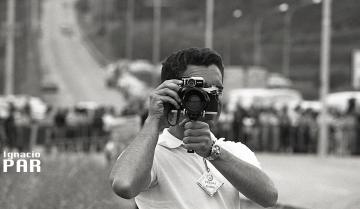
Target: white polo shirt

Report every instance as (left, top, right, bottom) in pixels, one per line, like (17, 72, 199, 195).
(135, 128, 261, 209)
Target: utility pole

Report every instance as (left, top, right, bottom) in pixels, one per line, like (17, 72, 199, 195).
(253, 3, 288, 67)
(282, 12, 291, 78)
(318, 0, 332, 157)
(126, 0, 134, 60)
(281, 1, 322, 78)
(4, 0, 16, 95)
(29, 0, 40, 150)
(31, 0, 39, 33)
(253, 18, 262, 66)
(25, 0, 39, 95)
(205, 0, 214, 48)
(152, 0, 161, 64)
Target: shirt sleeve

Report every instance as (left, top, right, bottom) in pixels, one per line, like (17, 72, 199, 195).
(216, 139, 261, 169)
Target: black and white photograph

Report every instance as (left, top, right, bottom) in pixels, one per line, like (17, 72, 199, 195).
(0, 0, 360, 209)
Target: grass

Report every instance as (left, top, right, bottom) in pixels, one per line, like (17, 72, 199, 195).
(0, 153, 136, 209)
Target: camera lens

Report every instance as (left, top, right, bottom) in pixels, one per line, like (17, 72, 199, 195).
(185, 94, 203, 112)
(187, 79, 196, 87)
(179, 87, 210, 120)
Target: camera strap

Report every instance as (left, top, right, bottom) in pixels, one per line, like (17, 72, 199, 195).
(175, 109, 181, 124)
(167, 109, 182, 126)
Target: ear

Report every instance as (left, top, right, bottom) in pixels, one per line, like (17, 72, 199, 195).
(216, 99, 222, 120)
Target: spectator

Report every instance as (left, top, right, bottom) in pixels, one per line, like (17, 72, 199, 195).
(279, 106, 291, 152)
(4, 103, 16, 151)
(343, 98, 357, 155)
(259, 108, 271, 151)
(242, 107, 258, 150)
(0, 117, 7, 151)
(14, 107, 32, 152)
(288, 105, 301, 152)
(268, 108, 280, 152)
(232, 104, 246, 143)
(296, 109, 312, 153)
(308, 110, 319, 153)
(92, 107, 106, 151)
(248, 106, 261, 151)
(54, 108, 68, 145)
(42, 105, 55, 153)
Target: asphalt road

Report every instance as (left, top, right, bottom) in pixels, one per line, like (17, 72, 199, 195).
(39, 0, 125, 108)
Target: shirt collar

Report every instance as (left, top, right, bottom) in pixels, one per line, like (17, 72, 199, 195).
(158, 128, 183, 149)
(158, 128, 218, 149)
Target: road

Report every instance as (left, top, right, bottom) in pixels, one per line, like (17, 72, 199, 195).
(39, 0, 125, 108)
(257, 154, 360, 209)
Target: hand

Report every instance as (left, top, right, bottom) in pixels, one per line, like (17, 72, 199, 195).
(183, 121, 213, 158)
(148, 79, 182, 120)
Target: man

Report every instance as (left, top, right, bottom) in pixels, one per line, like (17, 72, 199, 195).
(110, 48, 278, 208)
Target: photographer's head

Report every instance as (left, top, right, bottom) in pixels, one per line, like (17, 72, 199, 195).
(161, 47, 224, 83)
(161, 48, 224, 127)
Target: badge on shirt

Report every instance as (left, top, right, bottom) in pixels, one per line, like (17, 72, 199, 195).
(196, 172, 223, 196)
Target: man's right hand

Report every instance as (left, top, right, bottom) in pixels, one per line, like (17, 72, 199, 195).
(148, 79, 183, 120)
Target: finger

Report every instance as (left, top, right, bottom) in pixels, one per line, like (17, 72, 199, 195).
(159, 96, 180, 109)
(184, 121, 209, 130)
(183, 129, 209, 137)
(157, 80, 182, 91)
(183, 136, 210, 144)
(157, 88, 181, 103)
(183, 142, 208, 151)
(162, 82, 181, 92)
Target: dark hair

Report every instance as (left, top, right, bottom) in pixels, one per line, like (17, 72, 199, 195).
(161, 47, 224, 82)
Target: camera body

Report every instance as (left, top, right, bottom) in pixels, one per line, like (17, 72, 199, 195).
(182, 77, 205, 88)
(171, 77, 220, 121)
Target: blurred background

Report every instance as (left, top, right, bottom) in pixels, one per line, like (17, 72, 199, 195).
(0, 0, 359, 209)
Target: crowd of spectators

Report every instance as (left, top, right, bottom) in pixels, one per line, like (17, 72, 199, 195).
(0, 102, 34, 152)
(1, 95, 359, 156)
(216, 98, 360, 156)
(0, 100, 118, 153)
(41, 105, 113, 152)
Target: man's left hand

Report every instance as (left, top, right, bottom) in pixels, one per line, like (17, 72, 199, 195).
(183, 121, 213, 158)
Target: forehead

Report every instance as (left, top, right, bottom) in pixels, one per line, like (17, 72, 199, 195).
(182, 65, 223, 87)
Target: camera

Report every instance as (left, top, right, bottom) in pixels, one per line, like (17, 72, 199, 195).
(169, 77, 220, 121)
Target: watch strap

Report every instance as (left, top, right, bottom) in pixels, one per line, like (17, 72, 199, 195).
(205, 143, 221, 161)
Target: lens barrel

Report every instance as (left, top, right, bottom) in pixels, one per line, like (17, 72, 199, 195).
(179, 87, 210, 120)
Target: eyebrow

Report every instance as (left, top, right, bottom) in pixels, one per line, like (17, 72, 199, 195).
(216, 85, 224, 90)
(204, 82, 223, 89)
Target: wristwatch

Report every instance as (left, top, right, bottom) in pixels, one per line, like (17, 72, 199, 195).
(205, 143, 221, 161)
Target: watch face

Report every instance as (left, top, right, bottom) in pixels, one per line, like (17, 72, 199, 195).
(206, 144, 220, 161)
(213, 145, 221, 156)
